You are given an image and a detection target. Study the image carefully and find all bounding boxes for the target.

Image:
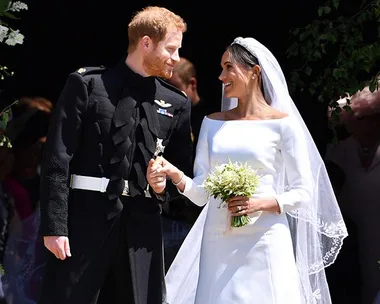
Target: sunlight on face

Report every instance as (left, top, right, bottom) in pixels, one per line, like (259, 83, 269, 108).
(144, 30, 183, 79)
(219, 51, 251, 99)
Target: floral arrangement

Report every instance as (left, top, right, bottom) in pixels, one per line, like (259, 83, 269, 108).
(0, 0, 27, 276)
(203, 159, 260, 227)
(0, 1, 26, 148)
(0, 1, 27, 45)
(0, 0, 28, 80)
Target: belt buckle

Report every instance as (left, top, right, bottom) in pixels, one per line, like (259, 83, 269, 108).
(122, 181, 130, 196)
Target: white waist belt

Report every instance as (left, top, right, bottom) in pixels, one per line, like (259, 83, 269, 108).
(69, 174, 151, 198)
(70, 174, 111, 193)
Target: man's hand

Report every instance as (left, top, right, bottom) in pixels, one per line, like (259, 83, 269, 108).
(147, 157, 167, 194)
(43, 236, 72, 260)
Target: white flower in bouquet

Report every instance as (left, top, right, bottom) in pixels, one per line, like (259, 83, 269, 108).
(202, 158, 260, 227)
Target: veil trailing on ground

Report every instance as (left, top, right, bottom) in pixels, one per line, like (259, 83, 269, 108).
(166, 37, 348, 304)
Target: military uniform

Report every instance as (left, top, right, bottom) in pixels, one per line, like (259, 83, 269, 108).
(38, 59, 193, 304)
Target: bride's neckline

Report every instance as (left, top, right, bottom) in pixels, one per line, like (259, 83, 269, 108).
(205, 115, 290, 122)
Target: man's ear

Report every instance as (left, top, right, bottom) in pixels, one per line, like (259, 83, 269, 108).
(189, 77, 197, 90)
(140, 36, 152, 51)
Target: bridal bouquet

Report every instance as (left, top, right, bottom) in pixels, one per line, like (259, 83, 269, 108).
(203, 159, 260, 227)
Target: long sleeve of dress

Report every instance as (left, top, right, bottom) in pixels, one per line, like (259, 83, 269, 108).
(180, 117, 210, 206)
(40, 73, 89, 236)
(274, 118, 313, 214)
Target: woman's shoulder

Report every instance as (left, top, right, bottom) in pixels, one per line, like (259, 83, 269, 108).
(267, 110, 289, 120)
(206, 110, 289, 122)
(206, 112, 226, 120)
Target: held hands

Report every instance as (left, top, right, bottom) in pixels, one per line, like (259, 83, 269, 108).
(43, 236, 71, 260)
(146, 156, 184, 194)
(147, 157, 166, 194)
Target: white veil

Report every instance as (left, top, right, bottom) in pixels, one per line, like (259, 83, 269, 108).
(166, 37, 348, 304)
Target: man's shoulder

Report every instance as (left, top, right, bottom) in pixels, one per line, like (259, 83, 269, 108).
(65, 66, 108, 86)
(74, 66, 107, 79)
(72, 65, 120, 97)
(156, 77, 188, 100)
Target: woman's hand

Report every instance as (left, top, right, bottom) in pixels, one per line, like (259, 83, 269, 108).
(147, 156, 186, 192)
(159, 157, 186, 191)
(227, 196, 280, 216)
(227, 196, 259, 216)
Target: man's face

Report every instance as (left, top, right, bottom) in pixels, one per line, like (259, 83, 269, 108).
(143, 30, 182, 79)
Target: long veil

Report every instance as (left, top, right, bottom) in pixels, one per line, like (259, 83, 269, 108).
(166, 37, 348, 304)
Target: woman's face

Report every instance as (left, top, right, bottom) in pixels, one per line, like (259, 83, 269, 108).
(218, 50, 253, 99)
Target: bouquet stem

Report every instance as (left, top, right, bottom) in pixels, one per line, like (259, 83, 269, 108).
(231, 215, 251, 227)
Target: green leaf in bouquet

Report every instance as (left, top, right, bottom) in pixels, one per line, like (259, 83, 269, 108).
(231, 215, 251, 227)
(203, 159, 261, 228)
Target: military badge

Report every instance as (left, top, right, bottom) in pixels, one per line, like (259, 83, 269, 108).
(157, 108, 173, 117)
(154, 138, 165, 157)
(154, 99, 172, 108)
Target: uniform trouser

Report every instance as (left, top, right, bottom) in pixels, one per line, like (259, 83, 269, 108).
(38, 197, 166, 304)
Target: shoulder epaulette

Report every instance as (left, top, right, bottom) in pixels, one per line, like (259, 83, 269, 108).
(75, 66, 107, 77)
(157, 77, 188, 99)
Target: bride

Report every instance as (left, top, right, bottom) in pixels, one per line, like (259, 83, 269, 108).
(147, 37, 348, 304)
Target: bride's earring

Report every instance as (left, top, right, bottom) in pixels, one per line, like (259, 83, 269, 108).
(252, 75, 256, 80)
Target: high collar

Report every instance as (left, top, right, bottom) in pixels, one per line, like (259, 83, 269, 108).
(114, 57, 156, 88)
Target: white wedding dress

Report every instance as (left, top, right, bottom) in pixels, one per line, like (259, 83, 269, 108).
(166, 116, 313, 304)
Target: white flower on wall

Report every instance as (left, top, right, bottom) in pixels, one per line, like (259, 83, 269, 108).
(0, 24, 9, 42)
(0, 0, 28, 46)
(8, 1, 28, 12)
(4, 29, 24, 45)
(0, 0, 28, 79)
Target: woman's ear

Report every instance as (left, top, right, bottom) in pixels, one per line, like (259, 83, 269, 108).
(252, 65, 261, 79)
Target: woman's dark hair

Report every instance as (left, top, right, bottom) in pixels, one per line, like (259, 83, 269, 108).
(226, 43, 259, 70)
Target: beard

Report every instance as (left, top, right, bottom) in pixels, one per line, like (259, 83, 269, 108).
(143, 52, 173, 79)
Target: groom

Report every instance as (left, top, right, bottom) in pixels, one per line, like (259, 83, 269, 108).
(38, 6, 193, 304)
